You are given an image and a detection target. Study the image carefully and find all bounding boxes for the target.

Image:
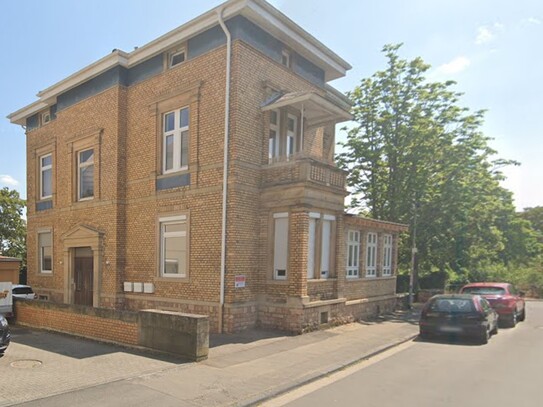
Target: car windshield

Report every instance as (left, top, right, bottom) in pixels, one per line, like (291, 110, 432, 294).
(462, 287, 505, 295)
(430, 298, 475, 313)
(13, 287, 34, 295)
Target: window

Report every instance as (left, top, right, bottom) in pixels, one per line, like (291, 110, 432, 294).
(286, 114, 297, 159)
(383, 234, 393, 276)
(41, 111, 51, 125)
(320, 218, 332, 279)
(40, 153, 52, 199)
(273, 213, 288, 280)
(365, 232, 377, 277)
(347, 230, 360, 278)
(78, 149, 94, 200)
(307, 213, 319, 279)
(267, 110, 299, 162)
(38, 231, 52, 273)
(160, 215, 187, 278)
(268, 110, 280, 161)
(169, 49, 186, 68)
(281, 50, 290, 67)
(163, 107, 189, 173)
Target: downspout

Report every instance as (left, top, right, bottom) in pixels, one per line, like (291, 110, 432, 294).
(217, 8, 231, 334)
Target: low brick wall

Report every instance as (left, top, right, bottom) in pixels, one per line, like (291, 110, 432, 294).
(15, 300, 139, 345)
(14, 300, 208, 361)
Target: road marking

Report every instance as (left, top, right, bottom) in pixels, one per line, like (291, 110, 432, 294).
(259, 340, 416, 407)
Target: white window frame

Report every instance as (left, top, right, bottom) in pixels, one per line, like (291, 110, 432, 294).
(281, 50, 290, 67)
(273, 212, 289, 280)
(38, 231, 53, 274)
(77, 148, 94, 201)
(40, 153, 52, 200)
(169, 49, 186, 68)
(159, 215, 187, 278)
(347, 230, 360, 278)
(383, 234, 393, 276)
(41, 111, 51, 125)
(268, 110, 280, 162)
(320, 216, 334, 279)
(307, 212, 320, 279)
(286, 113, 297, 159)
(163, 107, 189, 174)
(365, 232, 377, 277)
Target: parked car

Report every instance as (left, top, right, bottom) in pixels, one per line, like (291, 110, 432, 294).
(419, 294, 499, 344)
(0, 315, 10, 354)
(460, 282, 525, 327)
(12, 284, 36, 300)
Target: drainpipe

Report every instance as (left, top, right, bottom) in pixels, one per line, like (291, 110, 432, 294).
(217, 8, 231, 334)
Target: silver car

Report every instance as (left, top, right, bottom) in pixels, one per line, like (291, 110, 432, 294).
(0, 315, 10, 354)
(12, 285, 36, 300)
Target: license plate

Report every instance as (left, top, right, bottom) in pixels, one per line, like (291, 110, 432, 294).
(439, 326, 462, 333)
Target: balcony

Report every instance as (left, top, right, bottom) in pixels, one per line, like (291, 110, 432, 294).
(261, 154, 346, 191)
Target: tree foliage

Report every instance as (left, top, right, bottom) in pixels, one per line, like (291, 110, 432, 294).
(0, 187, 26, 261)
(338, 44, 542, 280)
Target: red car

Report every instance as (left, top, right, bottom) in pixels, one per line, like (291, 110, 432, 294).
(460, 282, 526, 327)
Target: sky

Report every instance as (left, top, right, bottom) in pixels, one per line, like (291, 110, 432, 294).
(1, 0, 541, 210)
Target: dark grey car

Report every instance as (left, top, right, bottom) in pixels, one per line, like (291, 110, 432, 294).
(419, 294, 499, 344)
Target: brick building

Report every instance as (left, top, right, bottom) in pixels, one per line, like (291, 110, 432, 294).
(8, 0, 407, 333)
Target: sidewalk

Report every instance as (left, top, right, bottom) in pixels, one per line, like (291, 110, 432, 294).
(11, 307, 420, 407)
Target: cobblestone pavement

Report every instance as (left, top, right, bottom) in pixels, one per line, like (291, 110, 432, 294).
(0, 308, 421, 406)
(0, 326, 185, 406)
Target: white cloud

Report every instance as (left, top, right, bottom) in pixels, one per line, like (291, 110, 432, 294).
(524, 17, 541, 25)
(475, 23, 504, 45)
(0, 175, 19, 186)
(436, 56, 471, 75)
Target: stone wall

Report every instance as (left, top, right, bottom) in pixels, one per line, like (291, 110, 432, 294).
(15, 300, 208, 361)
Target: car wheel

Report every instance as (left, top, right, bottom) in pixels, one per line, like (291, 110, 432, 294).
(419, 331, 431, 340)
(479, 327, 489, 345)
(519, 308, 526, 322)
(505, 312, 517, 328)
(490, 321, 498, 335)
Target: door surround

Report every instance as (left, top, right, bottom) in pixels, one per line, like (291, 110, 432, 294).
(62, 224, 103, 307)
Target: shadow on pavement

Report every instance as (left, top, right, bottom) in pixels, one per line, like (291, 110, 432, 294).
(210, 328, 293, 348)
(10, 325, 186, 363)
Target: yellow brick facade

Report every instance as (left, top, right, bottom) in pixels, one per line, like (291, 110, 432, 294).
(21, 14, 407, 334)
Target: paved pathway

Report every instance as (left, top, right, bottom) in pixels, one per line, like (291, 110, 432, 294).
(0, 308, 420, 406)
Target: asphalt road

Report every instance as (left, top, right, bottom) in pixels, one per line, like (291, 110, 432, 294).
(267, 301, 543, 407)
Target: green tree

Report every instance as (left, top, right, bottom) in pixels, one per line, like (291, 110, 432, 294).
(338, 44, 536, 280)
(0, 187, 26, 261)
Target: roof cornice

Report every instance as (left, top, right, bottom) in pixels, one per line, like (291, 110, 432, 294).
(8, 0, 351, 125)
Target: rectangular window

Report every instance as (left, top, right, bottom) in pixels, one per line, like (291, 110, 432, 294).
(273, 213, 288, 280)
(307, 213, 320, 279)
(78, 149, 94, 200)
(169, 49, 186, 68)
(38, 232, 52, 273)
(366, 232, 377, 277)
(281, 50, 290, 67)
(268, 110, 280, 162)
(163, 107, 189, 173)
(40, 153, 52, 199)
(320, 219, 332, 279)
(160, 215, 187, 278)
(347, 230, 360, 278)
(286, 114, 297, 159)
(383, 234, 393, 276)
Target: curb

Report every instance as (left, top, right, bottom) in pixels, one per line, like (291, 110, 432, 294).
(243, 331, 419, 406)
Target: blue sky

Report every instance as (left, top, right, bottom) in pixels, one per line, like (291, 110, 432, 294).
(1, 0, 541, 210)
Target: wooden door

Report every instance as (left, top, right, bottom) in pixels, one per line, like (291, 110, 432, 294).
(74, 247, 93, 306)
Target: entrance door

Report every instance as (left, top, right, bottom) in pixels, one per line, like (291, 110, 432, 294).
(74, 247, 93, 306)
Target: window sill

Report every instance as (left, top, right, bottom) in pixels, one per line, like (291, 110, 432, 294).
(307, 278, 337, 282)
(155, 276, 189, 283)
(38, 272, 53, 276)
(267, 279, 289, 284)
